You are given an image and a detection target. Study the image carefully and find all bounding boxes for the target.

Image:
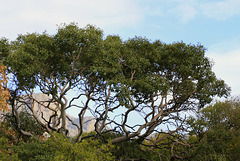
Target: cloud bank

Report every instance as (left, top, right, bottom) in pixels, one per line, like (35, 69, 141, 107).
(208, 48, 240, 95)
(144, 0, 240, 23)
(200, 0, 240, 20)
(2, 0, 240, 39)
(0, 0, 142, 39)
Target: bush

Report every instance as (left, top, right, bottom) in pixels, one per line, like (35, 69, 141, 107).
(0, 136, 19, 161)
(13, 132, 115, 161)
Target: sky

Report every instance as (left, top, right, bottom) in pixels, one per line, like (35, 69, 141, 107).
(1, 0, 240, 97)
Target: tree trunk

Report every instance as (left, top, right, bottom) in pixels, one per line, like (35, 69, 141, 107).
(60, 104, 66, 134)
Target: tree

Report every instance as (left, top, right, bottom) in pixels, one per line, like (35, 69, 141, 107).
(141, 131, 192, 160)
(5, 23, 230, 147)
(2, 111, 45, 142)
(0, 65, 9, 112)
(0, 38, 10, 64)
(0, 38, 10, 112)
(187, 98, 240, 160)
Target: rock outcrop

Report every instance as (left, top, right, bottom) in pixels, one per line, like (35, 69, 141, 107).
(15, 93, 96, 137)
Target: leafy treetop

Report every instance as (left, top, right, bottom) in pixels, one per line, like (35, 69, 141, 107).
(2, 23, 230, 144)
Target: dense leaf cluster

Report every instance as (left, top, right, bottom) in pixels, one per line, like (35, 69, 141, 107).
(188, 98, 240, 160)
(0, 23, 233, 160)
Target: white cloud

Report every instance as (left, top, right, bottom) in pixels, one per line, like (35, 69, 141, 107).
(169, 2, 197, 23)
(143, 0, 198, 23)
(200, 0, 240, 20)
(0, 0, 143, 39)
(141, 0, 240, 24)
(208, 48, 240, 95)
(172, 0, 240, 22)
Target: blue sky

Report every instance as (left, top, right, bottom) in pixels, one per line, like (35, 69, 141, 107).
(1, 0, 240, 97)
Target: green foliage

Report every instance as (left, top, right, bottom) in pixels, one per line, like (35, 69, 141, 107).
(7, 23, 104, 90)
(12, 137, 55, 161)
(0, 121, 17, 145)
(187, 98, 240, 160)
(112, 139, 159, 161)
(0, 136, 19, 161)
(141, 132, 193, 160)
(0, 38, 11, 65)
(3, 111, 45, 141)
(6, 23, 230, 107)
(2, 22, 231, 160)
(101, 131, 160, 160)
(49, 132, 115, 161)
(12, 132, 115, 161)
(118, 38, 230, 105)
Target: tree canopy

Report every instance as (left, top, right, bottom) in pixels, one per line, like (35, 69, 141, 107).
(1, 23, 230, 150)
(187, 98, 240, 160)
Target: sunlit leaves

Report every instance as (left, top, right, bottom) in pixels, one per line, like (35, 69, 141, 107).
(0, 66, 9, 112)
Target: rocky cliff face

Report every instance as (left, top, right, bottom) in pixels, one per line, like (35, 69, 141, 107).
(65, 115, 95, 136)
(16, 93, 96, 137)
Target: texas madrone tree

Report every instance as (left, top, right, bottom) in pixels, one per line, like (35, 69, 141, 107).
(1, 23, 230, 149)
